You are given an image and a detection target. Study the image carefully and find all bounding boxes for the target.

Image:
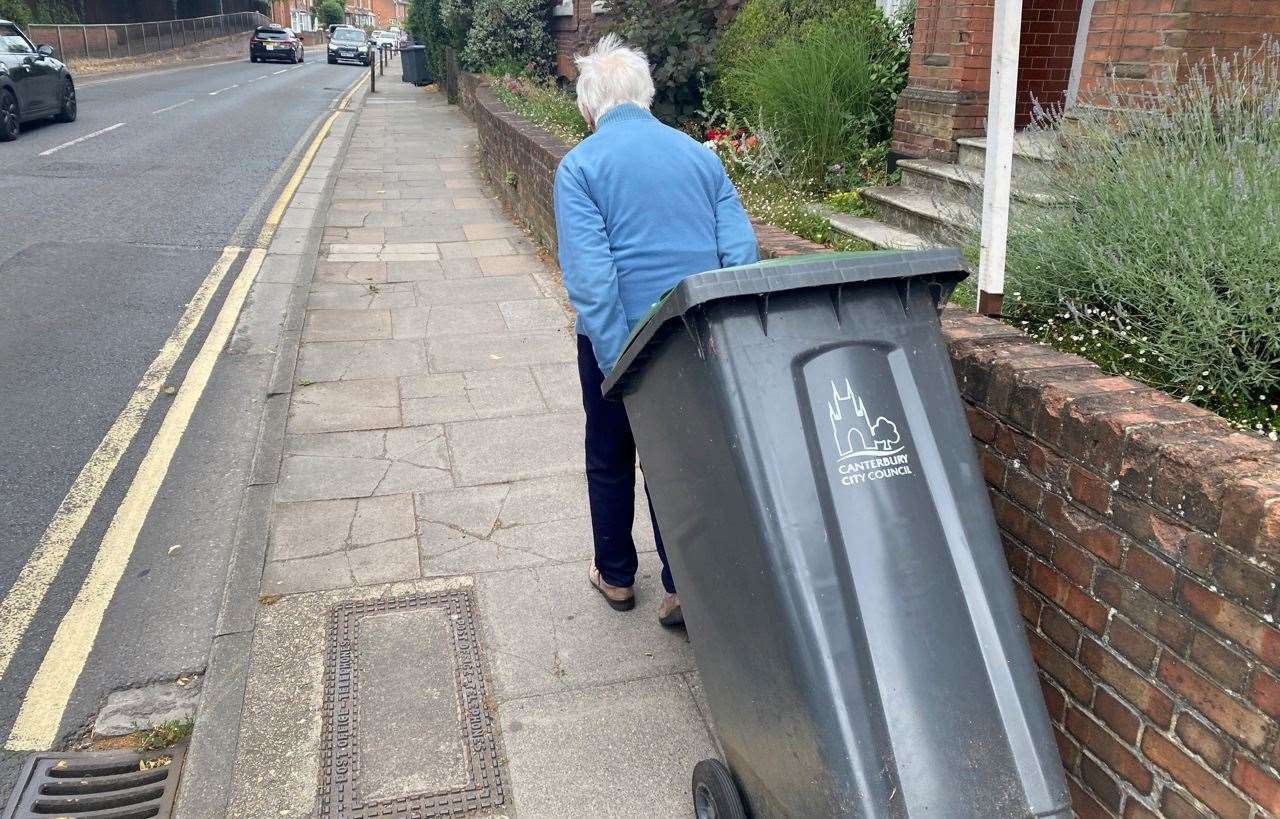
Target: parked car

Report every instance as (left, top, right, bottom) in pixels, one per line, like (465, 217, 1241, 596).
(327, 27, 371, 66)
(249, 25, 304, 64)
(0, 18, 75, 142)
(374, 30, 399, 49)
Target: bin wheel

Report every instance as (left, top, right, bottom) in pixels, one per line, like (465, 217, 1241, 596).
(692, 759, 747, 819)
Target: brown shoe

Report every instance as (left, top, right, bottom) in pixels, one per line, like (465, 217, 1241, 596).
(658, 593, 684, 628)
(589, 564, 635, 611)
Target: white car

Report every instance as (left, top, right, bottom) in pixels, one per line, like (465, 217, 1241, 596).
(374, 30, 399, 49)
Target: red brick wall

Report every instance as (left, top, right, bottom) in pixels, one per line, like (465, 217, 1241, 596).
(944, 315, 1280, 819)
(1076, 0, 1279, 106)
(1019, 0, 1083, 123)
(451, 68, 1280, 817)
(894, 0, 1280, 156)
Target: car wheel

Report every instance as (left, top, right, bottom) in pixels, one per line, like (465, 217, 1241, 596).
(54, 78, 77, 123)
(250, 54, 257, 62)
(0, 89, 18, 141)
(327, 56, 336, 64)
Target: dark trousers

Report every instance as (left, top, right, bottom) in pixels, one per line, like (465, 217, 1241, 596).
(577, 333, 675, 594)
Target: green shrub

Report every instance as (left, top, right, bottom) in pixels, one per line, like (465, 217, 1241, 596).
(731, 19, 881, 182)
(994, 39, 1280, 434)
(599, 0, 724, 124)
(461, 0, 555, 74)
(407, 0, 450, 81)
(714, 0, 877, 114)
(439, 0, 473, 50)
(711, 0, 911, 187)
(491, 74, 589, 144)
(0, 0, 31, 26)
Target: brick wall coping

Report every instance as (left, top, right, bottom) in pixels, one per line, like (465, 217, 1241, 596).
(450, 64, 1280, 818)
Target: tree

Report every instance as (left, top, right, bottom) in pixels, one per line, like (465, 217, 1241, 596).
(0, 0, 31, 27)
(313, 0, 345, 27)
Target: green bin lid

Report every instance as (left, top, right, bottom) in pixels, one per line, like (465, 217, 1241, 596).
(602, 248, 967, 398)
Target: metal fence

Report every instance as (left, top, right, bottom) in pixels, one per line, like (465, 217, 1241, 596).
(26, 12, 272, 63)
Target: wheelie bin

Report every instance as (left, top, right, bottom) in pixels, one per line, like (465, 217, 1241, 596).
(601, 249, 1071, 819)
(400, 44, 429, 85)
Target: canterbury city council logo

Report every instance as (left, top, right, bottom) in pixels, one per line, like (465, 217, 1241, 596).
(826, 379, 913, 486)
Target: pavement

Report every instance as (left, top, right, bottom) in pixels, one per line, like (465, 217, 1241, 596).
(0, 53, 370, 792)
(174, 65, 721, 817)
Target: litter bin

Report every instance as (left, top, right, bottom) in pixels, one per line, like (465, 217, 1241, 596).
(602, 249, 1070, 819)
(399, 44, 429, 85)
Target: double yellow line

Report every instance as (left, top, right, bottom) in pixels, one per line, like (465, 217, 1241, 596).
(4, 74, 364, 751)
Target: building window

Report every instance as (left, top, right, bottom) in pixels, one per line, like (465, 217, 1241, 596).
(552, 0, 574, 16)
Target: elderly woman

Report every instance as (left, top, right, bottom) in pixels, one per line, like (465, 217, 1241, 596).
(554, 34, 759, 626)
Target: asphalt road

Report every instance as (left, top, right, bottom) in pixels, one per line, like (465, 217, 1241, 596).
(0, 52, 367, 781)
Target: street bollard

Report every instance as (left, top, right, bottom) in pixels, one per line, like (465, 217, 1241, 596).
(370, 53, 376, 93)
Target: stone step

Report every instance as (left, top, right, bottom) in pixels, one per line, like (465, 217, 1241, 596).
(957, 132, 1057, 184)
(820, 208, 934, 250)
(858, 185, 974, 244)
(898, 158, 1059, 206)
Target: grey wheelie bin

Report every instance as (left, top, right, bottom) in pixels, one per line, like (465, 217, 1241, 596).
(601, 249, 1070, 819)
(400, 44, 429, 85)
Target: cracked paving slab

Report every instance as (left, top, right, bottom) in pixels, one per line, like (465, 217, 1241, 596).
(263, 494, 421, 595)
(277, 426, 452, 502)
(400, 368, 547, 426)
(288, 378, 401, 434)
(295, 338, 428, 382)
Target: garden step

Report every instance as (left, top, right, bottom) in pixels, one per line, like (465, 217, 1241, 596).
(956, 132, 1057, 184)
(818, 208, 934, 251)
(858, 185, 974, 244)
(898, 158, 1059, 207)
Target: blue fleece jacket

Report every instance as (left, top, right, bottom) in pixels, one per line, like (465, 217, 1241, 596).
(553, 102, 759, 374)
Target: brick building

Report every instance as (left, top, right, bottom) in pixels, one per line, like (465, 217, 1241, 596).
(270, 0, 313, 30)
(369, 0, 398, 27)
(892, 0, 1280, 160)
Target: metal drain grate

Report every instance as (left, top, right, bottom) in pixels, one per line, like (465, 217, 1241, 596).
(319, 589, 505, 818)
(2, 743, 185, 819)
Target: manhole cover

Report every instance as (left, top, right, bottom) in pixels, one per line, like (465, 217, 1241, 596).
(2, 743, 184, 818)
(319, 589, 505, 817)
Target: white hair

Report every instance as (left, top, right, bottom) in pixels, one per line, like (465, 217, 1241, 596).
(573, 34, 655, 125)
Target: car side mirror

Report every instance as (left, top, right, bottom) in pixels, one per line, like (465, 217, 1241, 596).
(36, 44, 55, 57)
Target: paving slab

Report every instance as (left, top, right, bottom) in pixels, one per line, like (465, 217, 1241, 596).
(423, 302, 507, 336)
(499, 675, 715, 819)
(481, 555, 694, 696)
(385, 260, 446, 282)
(427, 330, 576, 372)
(295, 339, 428, 381)
(478, 255, 550, 277)
(531, 362, 582, 413)
(446, 411, 583, 485)
(308, 281, 417, 310)
(313, 260, 387, 285)
(288, 378, 401, 434)
(499, 298, 570, 331)
(415, 275, 541, 305)
(302, 308, 391, 342)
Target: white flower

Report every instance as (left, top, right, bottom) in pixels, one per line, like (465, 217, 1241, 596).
(703, 140, 717, 150)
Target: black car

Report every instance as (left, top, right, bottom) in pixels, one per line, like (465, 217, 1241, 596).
(249, 25, 304, 64)
(0, 18, 75, 141)
(327, 27, 371, 66)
